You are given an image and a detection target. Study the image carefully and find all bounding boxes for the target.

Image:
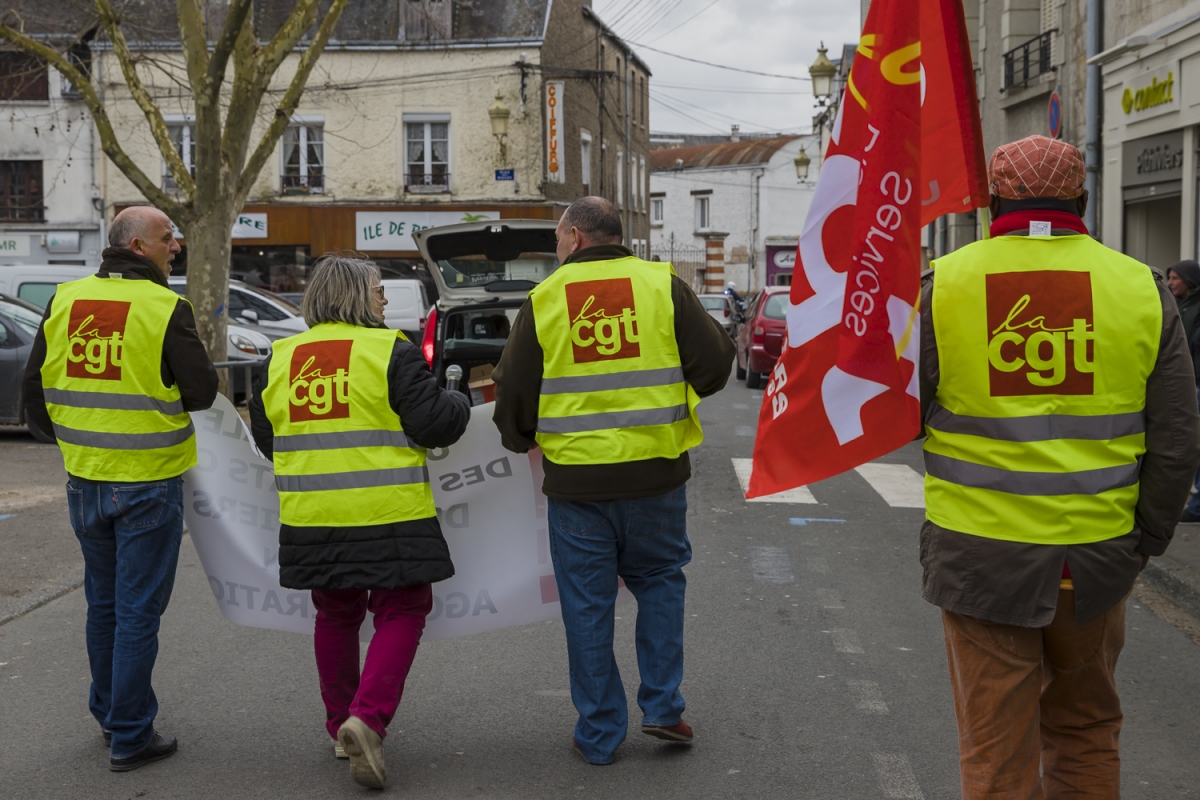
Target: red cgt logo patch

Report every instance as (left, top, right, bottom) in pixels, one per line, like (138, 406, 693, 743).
(985, 271, 1095, 396)
(67, 299, 130, 381)
(565, 278, 641, 363)
(289, 340, 352, 422)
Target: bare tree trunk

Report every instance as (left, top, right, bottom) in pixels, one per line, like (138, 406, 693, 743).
(181, 212, 234, 374)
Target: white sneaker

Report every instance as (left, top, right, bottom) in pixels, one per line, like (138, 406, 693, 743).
(337, 716, 386, 789)
(334, 740, 347, 759)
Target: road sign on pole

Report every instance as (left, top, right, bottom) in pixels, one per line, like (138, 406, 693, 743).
(1048, 90, 1062, 139)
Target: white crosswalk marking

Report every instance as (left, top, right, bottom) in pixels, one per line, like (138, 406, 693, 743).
(854, 463, 926, 508)
(730, 458, 818, 504)
(748, 546, 795, 584)
(847, 680, 889, 714)
(873, 754, 925, 799)
(830, 628, 864, 653)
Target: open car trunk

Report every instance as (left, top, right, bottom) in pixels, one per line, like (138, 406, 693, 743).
(412, 220, 559, 393)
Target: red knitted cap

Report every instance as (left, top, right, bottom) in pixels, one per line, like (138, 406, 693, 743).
(988, 135, 1085, 200)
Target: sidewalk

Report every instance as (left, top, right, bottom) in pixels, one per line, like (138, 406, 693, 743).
(1143, 524, 1200, 621)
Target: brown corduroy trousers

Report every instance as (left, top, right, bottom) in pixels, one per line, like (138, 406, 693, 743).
(941, 590, 1127, 800)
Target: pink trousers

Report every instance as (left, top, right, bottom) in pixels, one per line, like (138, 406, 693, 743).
(311, 585, 433, 740)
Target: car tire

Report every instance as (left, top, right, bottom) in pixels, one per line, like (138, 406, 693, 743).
(746, 366, 763, 390)
(23, 408, 55, 444)
(735, 354, 747, 380)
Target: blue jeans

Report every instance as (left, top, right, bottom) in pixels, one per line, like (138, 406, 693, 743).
(547, 485, 692, 764)
(66, 477, 184, 758)
(1189, 389, 1200, 516)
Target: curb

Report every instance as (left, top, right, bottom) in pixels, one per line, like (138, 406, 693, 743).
(1141, 555, 1200, 622)
(0, 566, 85, 627)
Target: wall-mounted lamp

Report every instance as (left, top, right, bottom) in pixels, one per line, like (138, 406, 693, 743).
(794, 148, 811, 181)
(488, 91, 511, 163)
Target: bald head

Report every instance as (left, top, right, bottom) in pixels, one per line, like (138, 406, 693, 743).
(109, 206, 180, 276)
(555, 196, 624, 261)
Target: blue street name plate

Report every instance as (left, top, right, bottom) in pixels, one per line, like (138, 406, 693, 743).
(495, 169, 515, 181)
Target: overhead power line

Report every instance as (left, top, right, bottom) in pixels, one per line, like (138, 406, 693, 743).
(647, 0, 723, 42)
(628, 40, 810, 81)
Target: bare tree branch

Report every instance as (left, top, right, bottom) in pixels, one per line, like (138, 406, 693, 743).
(255, 1, 320, 81)
(0, 18, 185, 219)
(175, 0, 210, 102)
(237, 1, 350, 204)
(95, 0, 195, 197)
(204, 0, 253, 104)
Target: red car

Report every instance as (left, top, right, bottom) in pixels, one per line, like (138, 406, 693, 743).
(735, 286, 788, 389)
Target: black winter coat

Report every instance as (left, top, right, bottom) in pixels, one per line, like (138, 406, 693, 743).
(249, 333, 470, 590)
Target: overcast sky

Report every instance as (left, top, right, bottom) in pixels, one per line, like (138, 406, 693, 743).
(591, 0, 863, 137)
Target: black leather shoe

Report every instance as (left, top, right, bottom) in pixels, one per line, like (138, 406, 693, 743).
(102, 729, 112, 746)
(110, 732, 177, 772)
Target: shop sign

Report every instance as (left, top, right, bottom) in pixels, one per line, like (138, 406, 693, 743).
(0, 234, 31, 257)
(47, 231, 80, 253)
(773, 249, 796, 269)
(355, 210, 500, 251)
(1121, 130, 1184, 188)
(1120, 62, 1179, 121)
(545, 81, 565, 184)
(231, 213, 268, 239)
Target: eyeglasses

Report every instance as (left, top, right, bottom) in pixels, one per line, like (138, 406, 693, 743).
(372, 285, 385, 298)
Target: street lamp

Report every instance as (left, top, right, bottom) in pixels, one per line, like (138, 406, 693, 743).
(809, 42, 836, 106)
(488, 90, 511, 162)
(794, 148, 810, 181)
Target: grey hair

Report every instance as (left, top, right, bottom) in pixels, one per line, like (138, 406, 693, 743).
(561, 196, 623, 242)
(301, 254, 382, 328)
(108, 208, 151, 248)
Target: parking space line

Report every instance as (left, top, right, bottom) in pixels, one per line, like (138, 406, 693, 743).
(854, 463, 926, 508)
(872, 753, 925, 799)
(730, 458, 817, 504)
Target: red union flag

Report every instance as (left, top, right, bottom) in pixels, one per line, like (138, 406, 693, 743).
(746, 0, 987, 497)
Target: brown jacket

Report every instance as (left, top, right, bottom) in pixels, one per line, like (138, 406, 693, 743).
(492, 244, 736, 501)
(919, 231, 1200, 625)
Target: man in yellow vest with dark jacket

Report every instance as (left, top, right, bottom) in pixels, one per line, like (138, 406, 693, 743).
(21, 206, 217, 771)
(922, 135, 1200, 798)
(494, 197, 735, 765)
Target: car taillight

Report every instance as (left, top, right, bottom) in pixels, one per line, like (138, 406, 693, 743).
(422, 308, 437, 365)
(752, 325, 765, 343)
(724, 307, 730, 317)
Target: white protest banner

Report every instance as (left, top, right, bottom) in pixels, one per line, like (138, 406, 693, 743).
(183, 394, 617, 641)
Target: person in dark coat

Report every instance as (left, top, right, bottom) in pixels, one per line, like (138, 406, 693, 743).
(1168, 260, 1200, 522)
(249, 255, 468, 789)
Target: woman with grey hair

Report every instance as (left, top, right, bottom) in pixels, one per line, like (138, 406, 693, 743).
(249, 254, 469, 789)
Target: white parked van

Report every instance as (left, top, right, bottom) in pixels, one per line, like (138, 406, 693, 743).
(380, 278, 429, 337)
(0, 265, 95, 309)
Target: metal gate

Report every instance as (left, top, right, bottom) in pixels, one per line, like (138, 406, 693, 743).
(651, 241, 706, 293)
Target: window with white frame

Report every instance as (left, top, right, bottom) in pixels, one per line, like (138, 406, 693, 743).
(639, 157, 646, 209)
(581, 132, 592, 193)
(695, 196, 711, 231)
(616, 149, 624, 207)
(281, 120, 324, 193)
(164, 119, 196, 192)
(651, 196, 663, 226)
(404, 115, 450, 191)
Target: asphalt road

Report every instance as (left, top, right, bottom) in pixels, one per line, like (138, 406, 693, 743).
(2, 381, 1200, 798)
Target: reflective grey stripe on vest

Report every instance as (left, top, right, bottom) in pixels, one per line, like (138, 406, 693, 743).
(44, 388, 185, 416)
(924, 452, 1141, 496)
(541, 366, 685, 395)
(53, 421, 196, 451)
(273, 429, 412, 453)
(926, 402, 1145, 442)
(537, 404, 688, 435)
(275, 466, 430, 493)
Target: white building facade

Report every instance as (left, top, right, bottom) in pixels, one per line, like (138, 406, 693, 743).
(0, 51, 104, 270)
(648, 134, 820, 292)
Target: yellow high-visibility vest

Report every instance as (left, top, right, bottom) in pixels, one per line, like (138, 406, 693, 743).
(41, 275, 196, 481)
(925, 233, 1162, 544)
(530, 256, 703, 464)
(262, 322, 435, 527)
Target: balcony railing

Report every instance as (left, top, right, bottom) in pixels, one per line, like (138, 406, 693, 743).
(281, 172, 324, 194)
(1002, 30, 1057, 92)
(405, 172, 450, 194)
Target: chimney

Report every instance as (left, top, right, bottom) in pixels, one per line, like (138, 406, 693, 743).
(730, 125, 740, 143)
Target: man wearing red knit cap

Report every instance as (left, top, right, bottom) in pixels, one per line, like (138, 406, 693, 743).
(920, 134, 1200, 798)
